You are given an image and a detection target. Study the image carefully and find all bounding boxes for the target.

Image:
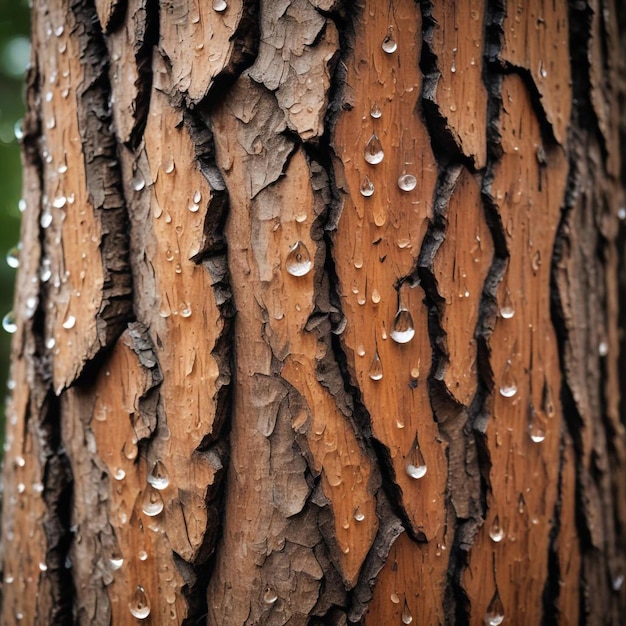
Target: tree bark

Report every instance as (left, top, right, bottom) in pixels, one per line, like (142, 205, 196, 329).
(2, 0, 625, 624)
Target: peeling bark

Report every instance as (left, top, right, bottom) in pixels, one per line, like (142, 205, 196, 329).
(2, 1, 625, 625)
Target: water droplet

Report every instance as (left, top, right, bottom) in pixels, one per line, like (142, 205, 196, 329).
(618, 207, 626, 220)
(484, 588, 504, 625)
(15, 455, 25, 467)
(38, 561, 48, 572)
(212, 0, 228, 11)
(109, 555, 124, 570)
(147, 460, 170, 490)
(390, 592, 400, 604)
(6, 246, 20, 269)
(612, 573, 624, 591)
(2, 311, 17, 334)
(14, 119, 23, 141)
(489, 514, 504, 542)
(518, 493, 525, 514)
(368, 350, 383, 381)
(40, 211, 53, 229)
(138, 550, 148, 561)
(370, 101, 382, 118)
(451, 58, 457, 73)
(598, 341, 608, 356)
(263, 586, 278, 604)
(129, 585, 151, 620)
(285, 241, 312, 277)
(193, 190, 202, 204)
(356, 344, 366, 357)
(405, 436, 427, 479)
(364, 134, 384, 165)
(179, 302, 192, 318)
(18, 198, 26, 213)
(390, 307, 415, 344)
(499, 289, 515, 319)
(360, 174, 375, 197)
(131, 173, 146, 191)
(397, 173, 417, 192)
(381, 27, 397, 53)
(52, 195, 66, 208)
(371, 288, 381, 304)
(353, 506, 365, 522)
(113, 468, 126, 481)
(54, 25, 64, 36)
(528, 403, 546, 443)
(142, 485, 164, 517)
(40, 259, 52, 282)
(62, 314, 76, 330)
(401, 599, 413, 624)
(498, 359, 517, 398)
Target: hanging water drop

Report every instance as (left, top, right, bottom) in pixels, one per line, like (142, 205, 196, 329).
(371, 288, 381, 304)
(148, 460, 170, 490)
(370, 101, 382, 119)
(364, 133, 384, 165)
(141, 485, 164, 517)
(40, 211, 53, 229)
(109, 554, 124, 572)
(131, 173, 146, 191)
(360, 174, 375, 197)
(484, 588, 504, 626)
(405, 436, 427, 479)
(212, 0, 228, 11)
(528, 403, 546, 443)
(397, 173, 417, 192)
(368, 350, 383, 381)
(138, 550, 148, 561)
(285, 241, 312, 277)
(62, 314, 76, 330)
(2, 311, 17, 334)
(52, 195, 66, 208)
(489, 514, 504, 542)
(113, 468, 126, 481)
(353, 506, 365, 522)
(6, 245, 20, 269)
(381, 27, 397, 53)
(193, 190, 202, 204)
(401, 599, 413, 624)
(499, 289, 515, 319)
(499, 359, 517, 398)
(163, 156, 175, 174)
(263, 586, 278, 604)
(14, 119, 23, 141)
(390, 306, 415, 344)
(129, 585, 151, 620)
(179, 302, 192, 318)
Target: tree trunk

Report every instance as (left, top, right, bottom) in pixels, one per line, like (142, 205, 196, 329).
(2, 0, 625, 624)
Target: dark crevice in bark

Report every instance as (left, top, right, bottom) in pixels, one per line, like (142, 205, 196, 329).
(541, 430, 566, 625)
(126, 0, 159, 149)
(191, 0, 260, 108)
(71, 0, 133, 372)
(419, 1, 480, 171)
(40, 393, 75, 625)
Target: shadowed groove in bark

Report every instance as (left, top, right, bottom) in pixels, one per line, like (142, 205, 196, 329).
(71, 0, 133, 364)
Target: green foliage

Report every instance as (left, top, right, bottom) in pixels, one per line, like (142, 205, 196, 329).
(0, 0, 30, 439)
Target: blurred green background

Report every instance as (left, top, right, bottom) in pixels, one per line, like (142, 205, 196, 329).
(0, 0, 30, 441)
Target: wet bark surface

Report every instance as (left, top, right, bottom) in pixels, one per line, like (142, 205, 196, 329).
(1, 0, 625, 624)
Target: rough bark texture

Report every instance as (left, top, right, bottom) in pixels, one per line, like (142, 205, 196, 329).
(2, 0, 625, 624)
